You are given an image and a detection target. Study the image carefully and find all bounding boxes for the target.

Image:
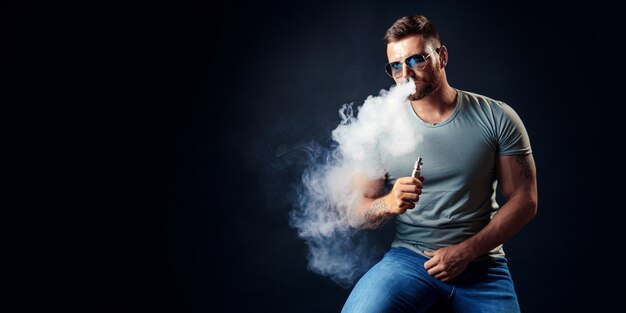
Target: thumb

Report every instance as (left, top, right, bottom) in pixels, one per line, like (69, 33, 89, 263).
(423, 250, 435, 257)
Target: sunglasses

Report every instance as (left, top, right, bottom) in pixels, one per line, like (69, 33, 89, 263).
(385, 47, 441, 78)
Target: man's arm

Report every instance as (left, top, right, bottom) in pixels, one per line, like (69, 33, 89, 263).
(458, 153, 538, 258)
(424, 153, 538, 281)
(348, 174, 423, 230)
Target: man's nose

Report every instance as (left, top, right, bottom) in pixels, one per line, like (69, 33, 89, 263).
(400, 63, 415, 80)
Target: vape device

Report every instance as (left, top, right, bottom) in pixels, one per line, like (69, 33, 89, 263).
(411, 157, 423, 178)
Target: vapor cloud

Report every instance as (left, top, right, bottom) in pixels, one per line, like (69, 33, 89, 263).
(289, 79, 422, 288)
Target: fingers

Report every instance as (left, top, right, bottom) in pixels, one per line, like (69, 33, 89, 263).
(386, 197, 415, 214)
(397, 184, 422, 194)
(425, 260, 452, 282)
(424, 251, 459, 282)
(402, 195, 419, 203)
(392, 179, 422, 203)
(396, 181, 422, 203)
(423, 249, 464, 282)
(401, 190, 421, 200)
(430, 267, 453, 282)
(393, 177, 424, 200)
(427, 265, 444, 277)
(399, 200, 415, 210)
(388, 176, 425, 213)
(426, 263, 452, 281)
(397, 176, 419, 184)
(396, 176, 422, 186)
(424, 255, 437, 270)
(434, 272, 450, 282)
(397, 176, 424, 184)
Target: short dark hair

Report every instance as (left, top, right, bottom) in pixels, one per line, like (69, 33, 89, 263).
(383, 15, 441, 45)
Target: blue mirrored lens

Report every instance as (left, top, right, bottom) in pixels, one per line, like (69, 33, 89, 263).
(386, 62, 402, 76)
(406, 54, 425, 68)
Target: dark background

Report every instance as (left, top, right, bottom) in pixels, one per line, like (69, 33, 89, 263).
(3, 0, 625, 312)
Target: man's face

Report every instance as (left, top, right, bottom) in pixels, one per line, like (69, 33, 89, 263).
(386, 35, 441, 101)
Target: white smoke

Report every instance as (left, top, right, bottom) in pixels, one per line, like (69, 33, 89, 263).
(289, 79, 423, 288)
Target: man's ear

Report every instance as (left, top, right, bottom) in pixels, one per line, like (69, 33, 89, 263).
(439, 45, 448, 68)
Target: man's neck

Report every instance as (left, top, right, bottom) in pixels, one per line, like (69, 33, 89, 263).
(410, 83, 457, 124)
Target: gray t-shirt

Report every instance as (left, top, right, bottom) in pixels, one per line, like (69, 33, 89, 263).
(379, 89, 532, 259)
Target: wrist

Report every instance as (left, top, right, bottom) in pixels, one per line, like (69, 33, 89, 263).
(361, 197, 393, 230)
(379, 196, 390, 213)
(372, 197, 390, 217)
(457, 241, 481, 260)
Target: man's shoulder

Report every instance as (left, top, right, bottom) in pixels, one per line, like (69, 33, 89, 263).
(457, 89, 516, 117)
(458, 89, 505, 107)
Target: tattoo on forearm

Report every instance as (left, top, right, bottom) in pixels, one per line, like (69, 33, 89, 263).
(363, 199, 393, 229)
(515, 154, 533, 179)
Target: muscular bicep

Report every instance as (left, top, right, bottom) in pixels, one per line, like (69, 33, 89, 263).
(351, 173, 385, 198)
(495, 154, 538, 203)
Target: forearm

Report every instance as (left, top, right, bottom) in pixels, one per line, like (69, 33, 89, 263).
(349, 195, 394, 230)
(348, 175, 421, 230)
(459, 195, 537, 259)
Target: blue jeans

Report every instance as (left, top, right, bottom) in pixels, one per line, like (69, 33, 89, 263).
(342, 247, 520, 313)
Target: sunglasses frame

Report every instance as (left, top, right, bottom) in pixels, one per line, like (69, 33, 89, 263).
(385, 47, 441, 78)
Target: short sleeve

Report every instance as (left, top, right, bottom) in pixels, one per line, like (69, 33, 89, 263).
(495, 102, 532, 156)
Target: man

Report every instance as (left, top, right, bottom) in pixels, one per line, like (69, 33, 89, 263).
(342, 15, 538, 313)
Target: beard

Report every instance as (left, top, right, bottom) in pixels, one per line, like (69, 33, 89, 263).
(408, 82, 436, 101)
(408, 70, 440, 101)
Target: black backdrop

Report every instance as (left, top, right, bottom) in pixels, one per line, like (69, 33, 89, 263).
(4, 0, 625, 312)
